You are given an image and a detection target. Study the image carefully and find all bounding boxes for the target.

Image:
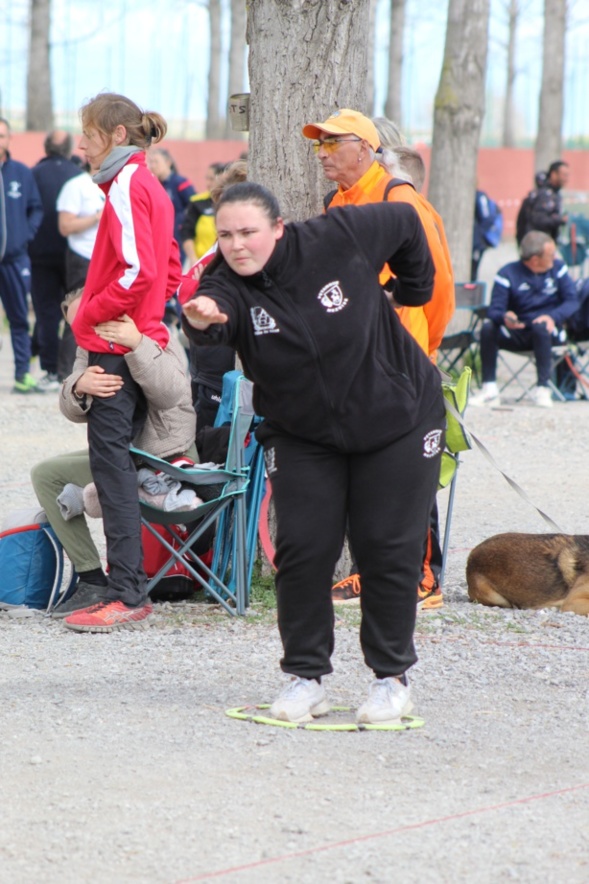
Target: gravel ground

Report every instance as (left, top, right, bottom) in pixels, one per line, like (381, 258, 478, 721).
(2, 260, 589, 884)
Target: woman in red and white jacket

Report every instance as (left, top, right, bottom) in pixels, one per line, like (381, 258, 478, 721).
(67, 93, 183, 633)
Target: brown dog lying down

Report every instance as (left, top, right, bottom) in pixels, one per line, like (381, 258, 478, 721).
(466, 533, 589, 616)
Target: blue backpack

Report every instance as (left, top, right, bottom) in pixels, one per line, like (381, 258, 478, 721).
(483, 198, 503, 248)
(0, 518, 75, 611)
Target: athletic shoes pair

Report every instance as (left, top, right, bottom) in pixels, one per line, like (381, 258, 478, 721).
(269, 675, 413, 725)
(63, 600, 153, 633)
(13, 372, 42, 394)
(332, 573, 444, 610)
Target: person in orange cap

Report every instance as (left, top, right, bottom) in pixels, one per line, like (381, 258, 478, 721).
(303, 108, 455, 611)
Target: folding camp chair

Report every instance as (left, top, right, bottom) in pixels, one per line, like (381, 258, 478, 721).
(438, 366, 472, 588)
(209, 371, 266, 606)
(130, 371, 260, 616)
(496, 339, 575, 403)
(438, 282, 488, 385)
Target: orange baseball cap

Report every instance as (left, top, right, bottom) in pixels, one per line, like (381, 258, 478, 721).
(302, 109, 381, 151)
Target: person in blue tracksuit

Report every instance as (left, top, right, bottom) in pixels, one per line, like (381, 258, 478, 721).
(0, 117, 44, 392)
(472, 230, 579, 409)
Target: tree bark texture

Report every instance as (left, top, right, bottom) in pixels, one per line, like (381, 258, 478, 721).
(384, 0, 405, 128)
(366, 0, 377, 114)
(26, 0, 53, 131)
(246, 0, 372, 220)
(206, 0, 225, 139)
(225, 0, 248, 137)
(535, 0, 566, 173)
(428, 0, 490, 282)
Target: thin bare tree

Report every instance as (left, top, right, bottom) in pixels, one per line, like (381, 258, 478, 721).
(384, 0, 406, 127)
(206, 0, 225, 139)
(501, 0, 519, 147)
(246, 0, 372, 221)
(535, 0, 567, 171)
(428, 0, 490, 281)
(26, 0, 53, 131)
(366, 0, 377, 113)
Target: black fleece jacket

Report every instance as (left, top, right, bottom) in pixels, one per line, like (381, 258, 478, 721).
(182, 201, 443, 453)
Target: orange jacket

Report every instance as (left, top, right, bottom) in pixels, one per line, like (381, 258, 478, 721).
(326, 161, 454, 359)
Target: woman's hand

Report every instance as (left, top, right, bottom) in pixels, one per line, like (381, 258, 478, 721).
(183, 296, 228, 329)
(94, 314, 142, 350)
(74, 365, 124, 398)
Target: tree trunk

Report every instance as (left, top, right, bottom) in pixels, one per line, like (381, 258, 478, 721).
(366, 0, 377, 114)
(384, 0, 406, 127)
(206, 0, 225, 139)
(535, 0, 567, 172)
(501, 0, 518, 148)
(246, 0, 372, 221)
(225, 0, 248, 138)
(26, 0, 53, 131)
(428, 0, 490, 282)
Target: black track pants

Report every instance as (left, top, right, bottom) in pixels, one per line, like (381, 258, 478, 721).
(262, 403, 445, 679)
(87, 352, 148, 607)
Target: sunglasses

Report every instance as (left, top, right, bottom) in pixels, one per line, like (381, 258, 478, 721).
(311, 136, 362, 154)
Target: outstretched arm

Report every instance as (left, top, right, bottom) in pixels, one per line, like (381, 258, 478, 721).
(183, 296, 229, 329)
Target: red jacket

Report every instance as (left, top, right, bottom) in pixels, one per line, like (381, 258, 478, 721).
(72, 153, 182, 352)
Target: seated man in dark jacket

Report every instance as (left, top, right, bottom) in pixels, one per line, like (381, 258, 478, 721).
(471, 230, 578, 409)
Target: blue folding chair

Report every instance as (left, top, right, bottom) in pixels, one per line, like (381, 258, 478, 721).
(131, 371, 260, 615)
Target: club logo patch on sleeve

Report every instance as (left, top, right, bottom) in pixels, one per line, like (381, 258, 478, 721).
(423, 429, 443, 458)
(317, 281, 348, 313)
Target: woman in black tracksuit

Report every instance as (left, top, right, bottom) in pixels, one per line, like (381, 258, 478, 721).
(182, 181, 445, 725)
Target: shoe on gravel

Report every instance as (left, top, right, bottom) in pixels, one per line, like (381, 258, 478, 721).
(51, 581, 107, 619)
(13, 372, 43, 394)
(356, 676, 413, 725)
(417, 585, 444, 611)
(63, 600, 153, 633)
(533, 385, 553, 408)
(331, 573, 361, 604)
(36, 371, 60, 392)
(269, 676, 330, 723)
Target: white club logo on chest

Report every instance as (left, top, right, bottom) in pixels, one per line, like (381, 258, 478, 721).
(250, 306, 280, 335)
(317, 280, 348, 313)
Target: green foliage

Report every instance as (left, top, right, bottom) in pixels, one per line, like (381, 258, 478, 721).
(249, 560, 277, 610)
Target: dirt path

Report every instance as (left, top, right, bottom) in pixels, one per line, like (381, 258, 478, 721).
(2, 290, 589, 883)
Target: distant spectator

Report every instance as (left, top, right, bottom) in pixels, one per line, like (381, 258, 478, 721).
(516, 160, 569, 246)
(56, 160, 105, 378)
(470, 230, 579, 410)
(181, 161, 226, 265)
(472, 188, 503, 281)
(178, 160, 248, 427)
(29, 130, 83, 390)
(148, 147, 196, 262)
(0, 117, 44, 393)
(387, 145, 426, 192)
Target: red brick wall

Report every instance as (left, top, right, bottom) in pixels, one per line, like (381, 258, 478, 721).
(9, 134, 588, 237)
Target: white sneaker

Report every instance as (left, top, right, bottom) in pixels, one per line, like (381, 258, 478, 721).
(356, 677, 413, 724)
(269, 676, 330, 723)
(469, 389, 501, 408)
(37, 372, 60, 392)
(533, 385, 553, 408)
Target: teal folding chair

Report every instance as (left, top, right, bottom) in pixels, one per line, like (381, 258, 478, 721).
(209, 371, 266, 608)
(131, 372, 258, 615)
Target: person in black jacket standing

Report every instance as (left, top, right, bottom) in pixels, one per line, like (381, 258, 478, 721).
(182, 182, 445, 726)
(29, 130, 82, 390)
